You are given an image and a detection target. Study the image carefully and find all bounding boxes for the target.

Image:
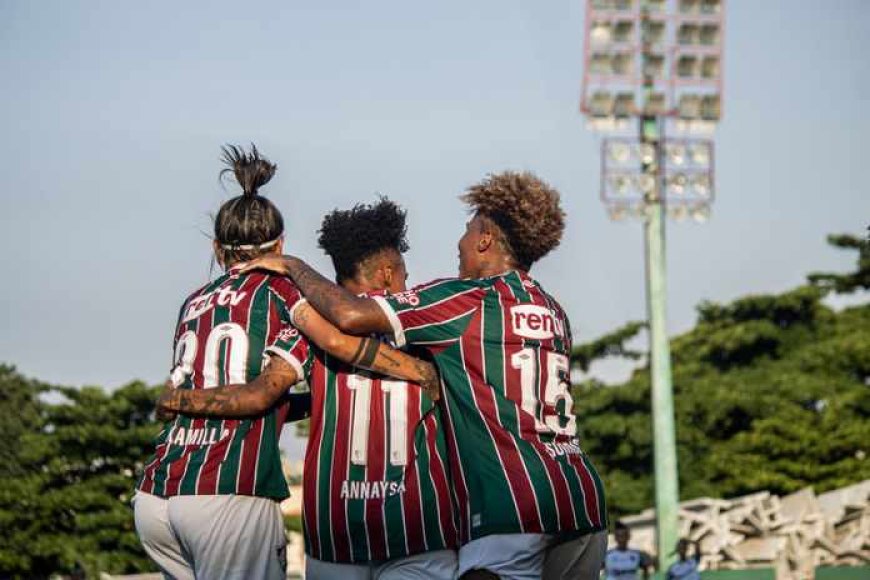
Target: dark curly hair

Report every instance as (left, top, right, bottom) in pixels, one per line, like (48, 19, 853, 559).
(461, 171, 565, 270)
(214, 144, 284, 265)
(317, 197, 410, 282)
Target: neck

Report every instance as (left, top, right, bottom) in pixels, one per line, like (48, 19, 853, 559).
(341, 277, 371, 295)
(475, 255, 523, 278)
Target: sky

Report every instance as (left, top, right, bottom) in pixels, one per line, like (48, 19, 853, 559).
(1, 0, 868, 397)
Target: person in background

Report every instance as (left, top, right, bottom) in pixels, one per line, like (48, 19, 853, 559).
(665, 538, 701, 580)
(603, 521, 654, 580)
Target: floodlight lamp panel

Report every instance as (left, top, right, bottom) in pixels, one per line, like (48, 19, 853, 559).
(691, 204, 711, 223)
(666, 174, 688, 196)
(642, 20, 666, 45)
(644, 93, 666, 116)
(677, 55, 698, 78)
(590, 22, 612, 47)
(689, 143, 710, 166)
(637, 174, 656, 194)
(691, 174, 712, 197)
(669, 205, 689, 222)
(679, 0, 699, 14)
(608, 205, 629, 221)
(699, 24, 720, 46)
(700, 0, 721, 15)
(613, 20, 634, 43)
(613, 93, 636, 118)
(701, 57, 720, 79)
(639, 143, 656, 165)
(607, 142, 633, 164)
(701, 95, 721, 120)
(679, 95, 702, 119)
(667, 144, 687, 166)
(678, 24, 699, 45)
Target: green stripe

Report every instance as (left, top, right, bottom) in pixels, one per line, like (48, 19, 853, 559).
(214, 279, 244, 493)
(382, 418, 406, 560)
(316, 361, 338, 562)
(437, 339, 520, 534)
(345, 460, 369, 561)
(404, 311, 475, 344)
(416, 402, 448, 551)
(484, 291, 558, 531)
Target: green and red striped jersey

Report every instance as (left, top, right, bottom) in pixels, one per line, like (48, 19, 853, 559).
(138, 266, 304, 501)
(372, 272, 607, 543)
(268, 311, 458, 563)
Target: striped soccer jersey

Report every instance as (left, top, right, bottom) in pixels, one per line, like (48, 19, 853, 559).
(138, 267, 303, 500)
(268, 321, 458, 563)
(372, 271, 607, 542)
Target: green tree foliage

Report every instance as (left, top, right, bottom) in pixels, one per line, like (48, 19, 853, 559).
(0, 369, 163, 578)
(572, 233, 870, 521)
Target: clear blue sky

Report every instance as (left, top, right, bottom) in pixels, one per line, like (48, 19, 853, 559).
(1, 0, 867, 391)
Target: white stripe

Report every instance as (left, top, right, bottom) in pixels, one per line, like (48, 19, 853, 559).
(372, 295, 406, 347)
(492, 284, 543, 532)
(264, 346, 306, 383)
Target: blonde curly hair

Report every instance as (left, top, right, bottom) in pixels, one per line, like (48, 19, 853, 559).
(461, 171, 566, 269)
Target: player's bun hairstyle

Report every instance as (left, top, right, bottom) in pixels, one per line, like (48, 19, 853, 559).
(317, 196, 410, 282)
(214, 144, 284, 265)
(461, 171, 566, 270)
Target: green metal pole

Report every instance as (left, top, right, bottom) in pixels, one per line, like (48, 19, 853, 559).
(640, 2, 680, 572)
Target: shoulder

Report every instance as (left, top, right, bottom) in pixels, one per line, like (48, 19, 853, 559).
(265, 274, 302, 303)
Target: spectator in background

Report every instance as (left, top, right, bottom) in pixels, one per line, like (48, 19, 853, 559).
(666, 539, 701, 580)
(603, 521, 654, 580)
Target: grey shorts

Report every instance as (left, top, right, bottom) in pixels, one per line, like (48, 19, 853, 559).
(133, 491, 287, 580)
(457, 531, 608, 580)
(306, 549, 457, 580)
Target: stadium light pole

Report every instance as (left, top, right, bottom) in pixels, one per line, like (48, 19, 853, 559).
(580, 0, 724, 570)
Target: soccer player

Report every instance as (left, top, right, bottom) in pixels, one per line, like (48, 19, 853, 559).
(135, 148, 436, 580)
(665, 539, 701, 580)
(244, 171, 609, 579)
(159, 198, 458, 579)
(603, 521, 654, 580)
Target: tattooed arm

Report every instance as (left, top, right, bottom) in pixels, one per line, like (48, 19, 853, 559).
(242, 255, 392, 335)
(157, 354, 301, 418)
(157, 308, 441, 418)
(292, 301, 440, 400)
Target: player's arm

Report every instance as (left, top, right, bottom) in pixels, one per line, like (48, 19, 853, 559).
(641, 551, 654, 579)
(291, 300, 440, 399)
(157, 354, 300, 418)
(242, 255, 392, 335)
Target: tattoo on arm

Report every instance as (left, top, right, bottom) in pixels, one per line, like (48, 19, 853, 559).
(350, 337, 380, 368)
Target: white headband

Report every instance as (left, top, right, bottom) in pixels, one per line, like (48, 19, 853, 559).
(220, 236, 282, 251)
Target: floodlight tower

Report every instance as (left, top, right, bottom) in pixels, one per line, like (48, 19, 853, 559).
(580, 0, 724, 569)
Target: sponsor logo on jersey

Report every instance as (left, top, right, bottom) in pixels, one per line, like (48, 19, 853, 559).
(510, 304, 564, 340)
(339, 479, 406, 500)
(276, 326, 299, 342)
(391, 290, 420, 307)
(183, 286, 248, 323)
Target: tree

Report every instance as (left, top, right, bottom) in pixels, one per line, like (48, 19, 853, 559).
(572, 232, 870, 520)
(0, 369, 163, 578)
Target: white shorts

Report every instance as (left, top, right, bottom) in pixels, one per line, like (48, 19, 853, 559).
(458, 531, 607, 580)
(133, 491, 286, 580)
(306, 549, 457, 580)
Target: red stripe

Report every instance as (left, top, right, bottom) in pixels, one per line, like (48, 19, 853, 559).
(329, 368, 352, 562)
(303, 360, 326, 560)
(567, 453, 602, 528)
(462, 311, 542, 533)
(235, 281, 268, 495)
(363, 376, 388, 560)
(398, 385, 424, 555)
(423, 411, 458, 547)
(527, 286, 578, 530)
(439, 382, 472, 543)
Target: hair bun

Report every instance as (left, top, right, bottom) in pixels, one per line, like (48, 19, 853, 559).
(220, 143, 277, 197)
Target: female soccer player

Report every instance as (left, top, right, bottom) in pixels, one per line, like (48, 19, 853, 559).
(134, 146, 437, 580)
(244, 171, 608, 579)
